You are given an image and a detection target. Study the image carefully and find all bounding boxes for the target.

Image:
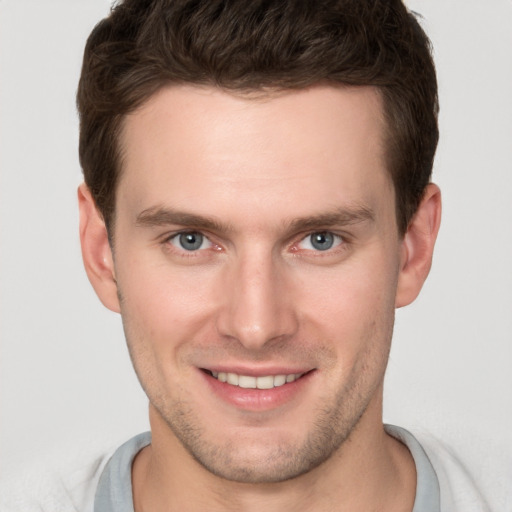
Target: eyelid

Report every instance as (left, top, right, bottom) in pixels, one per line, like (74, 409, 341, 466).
(162, 228, 209, 242)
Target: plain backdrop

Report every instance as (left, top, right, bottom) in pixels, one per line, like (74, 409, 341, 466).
(1, 0, 511, 503)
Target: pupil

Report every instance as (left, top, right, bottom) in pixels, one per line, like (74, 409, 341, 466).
(179, 232, 203, 251)
(311, 232, 333, 251)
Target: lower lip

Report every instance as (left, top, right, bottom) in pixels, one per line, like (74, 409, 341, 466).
(200, 370, 314, 412)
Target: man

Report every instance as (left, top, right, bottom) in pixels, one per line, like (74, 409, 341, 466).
(0, 0, 495, 510)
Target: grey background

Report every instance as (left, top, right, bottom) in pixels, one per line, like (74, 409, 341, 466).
(1, 0, 511, 504)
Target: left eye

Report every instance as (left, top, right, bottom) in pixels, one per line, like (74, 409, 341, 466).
(169, 232, 212, 251)
(298, 232, 343, 251)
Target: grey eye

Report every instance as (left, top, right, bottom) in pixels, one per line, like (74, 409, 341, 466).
(309, 232, 335, 251)
(174, 232, 206, 251)
(297, 232, 343, 252)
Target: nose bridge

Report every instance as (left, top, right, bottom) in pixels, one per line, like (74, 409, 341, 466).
(217, 246, 297, 349)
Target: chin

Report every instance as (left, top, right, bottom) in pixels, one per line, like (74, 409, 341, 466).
(187, 437, 333, 484)
(160, 403, 364, 484)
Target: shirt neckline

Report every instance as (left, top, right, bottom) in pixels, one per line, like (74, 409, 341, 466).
(94, 425, 440, 512)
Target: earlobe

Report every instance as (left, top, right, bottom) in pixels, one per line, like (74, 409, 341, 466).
(78, 183, 121, 313)
(395, 183, 442, 308)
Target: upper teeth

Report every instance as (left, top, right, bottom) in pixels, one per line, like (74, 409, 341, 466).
(211, 372, 303, 389)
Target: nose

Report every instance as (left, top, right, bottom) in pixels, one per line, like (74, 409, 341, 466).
(216, 251, 299, 350)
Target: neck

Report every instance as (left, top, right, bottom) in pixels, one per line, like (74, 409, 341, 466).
(132, 398, 416, 512)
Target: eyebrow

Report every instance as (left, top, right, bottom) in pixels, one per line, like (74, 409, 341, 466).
(136, 207, 232, 232)
(135, 204, 374, 233)
(287, 206, 375, 233)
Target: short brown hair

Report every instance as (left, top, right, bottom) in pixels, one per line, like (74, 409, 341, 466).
(77, 0, 438, 236)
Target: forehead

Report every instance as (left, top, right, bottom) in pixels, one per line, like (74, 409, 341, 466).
(117, 84, 392, 229)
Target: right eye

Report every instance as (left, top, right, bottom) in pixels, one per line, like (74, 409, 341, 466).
(168, 232, 213, 252)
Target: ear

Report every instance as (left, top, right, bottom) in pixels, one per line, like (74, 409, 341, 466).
(78, 183, 121, 313)
(395, 183, 442, 308)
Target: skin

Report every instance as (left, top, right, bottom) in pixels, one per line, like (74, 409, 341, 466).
(79, 84, 441, 511)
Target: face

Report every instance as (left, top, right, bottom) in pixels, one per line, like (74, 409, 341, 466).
(108, 85, 404, 483)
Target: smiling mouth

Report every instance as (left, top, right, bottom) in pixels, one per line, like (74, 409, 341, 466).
(203, 370, 307, 389)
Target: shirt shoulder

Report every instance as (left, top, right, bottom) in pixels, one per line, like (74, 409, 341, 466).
(412, 429, 510, 512)
(0, 448, 114, 512)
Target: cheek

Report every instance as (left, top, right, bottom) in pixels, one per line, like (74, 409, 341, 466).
(116, 263, 221, 402)
(116, 257, 220, 351)
(296, 254, 399, 352)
